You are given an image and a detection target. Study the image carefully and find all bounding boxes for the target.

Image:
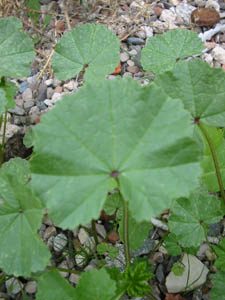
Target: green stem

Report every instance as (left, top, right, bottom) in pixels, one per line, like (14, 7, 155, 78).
(2, 111, 7, 148)
(47, 265, 81, 275)
(0, 115, 3, 132)
(198, 121, 225, 204)
(122, 196, 130, 267)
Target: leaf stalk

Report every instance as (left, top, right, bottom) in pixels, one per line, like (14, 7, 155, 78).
(198, 121, 225, 204)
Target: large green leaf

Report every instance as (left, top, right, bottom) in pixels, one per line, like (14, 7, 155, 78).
(51, 24, 120, 82)
(214, 238, 225, 271)
(155, 59, 225, 127)
(210, 271, 225, 300)
(169, 185, 223, 247)
(0, 158, 50, 276)
(36, 268, 117, 300)
(29, 78, 202, 230)
(0, 17, 35, 78)
(141, 29, 204, 75)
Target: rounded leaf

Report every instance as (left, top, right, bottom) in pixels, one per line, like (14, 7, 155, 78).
(29, 78, 202, 230)
(0, 17, 35, 78)
(141, 29, 205, 74)
(0, 158, 50, 276)
(51, 24, 120, 82)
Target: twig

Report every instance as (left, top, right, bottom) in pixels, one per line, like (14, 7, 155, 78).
(37, 48, 55, 80)
(22, 19, 55, 43)
(20, 6, 64, 17)
(63, 0, 72, 31)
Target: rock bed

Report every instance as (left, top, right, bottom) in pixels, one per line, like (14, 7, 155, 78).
(1, 0, 225, 299)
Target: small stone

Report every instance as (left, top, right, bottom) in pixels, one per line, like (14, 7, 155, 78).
(123, 72, 133, 78)
(129, 49, 137, 56)
(107, 75, 117, 80)
(45, 79, 53, 86)
(51, 92, 62, 103)
(208, 222, 223, 237)
(120, 52, 129, 62)
(0, 123, 21, 141)
(166, 254, 209, 293)
(204, 42, 216, 49)
(141, 26, 153, 38)
(15, 97, 24, 108)
(5, 278, 22, 295)
(78, 228, 89, 244)
(69, 273, 80, 285)
(55, 86, 63, 93)
(0, 292, 10, 300)
(208, 236, 219, 244)
(191, 8, 220, 27)
(22, 88, 33, 101)
(212, 46, 225, 64)
(127, 66, 140, 73)
(53, 78, 61, 87)
(64, 81, 78, 91)
(152, 20, 169, 33)
(197, 243, 210, 259)
(24, 100, 35, 111)
(47, 236, 54, 249)
(58, 261, 69, 278)
(105, 243, 126, 271)
(72, 227, 79, 237)
(19, 81, 29, 93)
(153, 252, 164, 263)
(75, 254, 87, 267)
(44, 99, 53, 107)
(169, 0, 179, 6)
(205, 249, 217, 261)
(37, 102, 48, 110)
(53, 233, 67, 252)
(205, 0, 220, 12)
(154, 6, 164, 17)
(127, 60, 135, 67)
(8, 106, 25, 116)
(176, 3, 195, 25)
(47, 87, 54, 99)
(84, 237, 95, 254)
(25, 281, 37, 294)
(131, 238, 155, 257)
(136, 30, 146, 39)
(95, 223, 107, 239)
(156, 264, 165, 283)
(127, 37, 145, 45)
(108, 231, 120, 243)
(43, 226, 57, 241)
(160, 9, 176, 23)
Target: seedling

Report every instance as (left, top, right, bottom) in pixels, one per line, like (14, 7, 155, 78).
(0, 17, 225, 299)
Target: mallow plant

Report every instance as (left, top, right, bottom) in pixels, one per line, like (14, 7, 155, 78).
(1, 16, 225, 299)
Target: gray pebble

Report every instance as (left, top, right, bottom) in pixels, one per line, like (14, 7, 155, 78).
(19, 81, 29, 93)
(155, 264, 165, 283)
(208, 222, 223, 237)
(53, 233, 67, 252)
(25, 281, 37, 294)
(43, 226, 57, 241)
(127, 37, 145, 45)
(8, 106, 25, 116)
(47, 87, 54, 99)
(24, 101, 35, 111)
(5, 278, 22, 295)
(22, 88, 33, 101)
(45, 79, 53, 86)
(120, 52, 129, 62)
(131, 238, 155, 257)
(37, 102, 47, 111)
(69, 273, 80, 285)
(37, 83, 47, 102)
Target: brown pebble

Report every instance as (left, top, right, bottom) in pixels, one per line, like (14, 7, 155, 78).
(154, 6, 164, 17)
(191, 8, 220, 27)
(108, 231, 120, 243)
(127, 65, 140, 73)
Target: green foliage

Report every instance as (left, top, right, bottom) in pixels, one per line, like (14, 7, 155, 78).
(172, 262, 185, 276)
(51, 24, 120, 82)
(0, 158, 50, 276)
(121, 262, 154, 297)
(169, 185, 223, 247)
(141, 29, 205, 74)
(1, 16, 225, 299)
(26, 0, 41, 24)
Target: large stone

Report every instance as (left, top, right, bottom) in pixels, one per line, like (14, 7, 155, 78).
(166, 254, 209, 293)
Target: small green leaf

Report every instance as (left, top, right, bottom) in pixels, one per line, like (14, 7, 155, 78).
(76, 268, 117, 300)
(36, 270, 74, 300)
(26, 0, 41, 24)
(52, 24, 120, 82)
(164, 233, 182, 256)
(141, 29, 204, 75)
(97, 243, 118, 259)
(214, 238, 225, 271)
(169, 185, 223, 247)
(172, 262, 185, 276)
(103, 191, 122, 216)
(210, 271, 225, 300)
(0, 80, 18, 109)
(0, 88, 7, 116)
(119, 214, 152, 250)
(0, 17, 35, 78)
(0, 158, 50, 276)
(155, 59, 225, 127)
(122, 262, 153, 297)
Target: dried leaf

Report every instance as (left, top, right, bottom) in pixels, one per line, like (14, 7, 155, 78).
(110, 62, 121, 75)
(165, 293, 187, 300)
